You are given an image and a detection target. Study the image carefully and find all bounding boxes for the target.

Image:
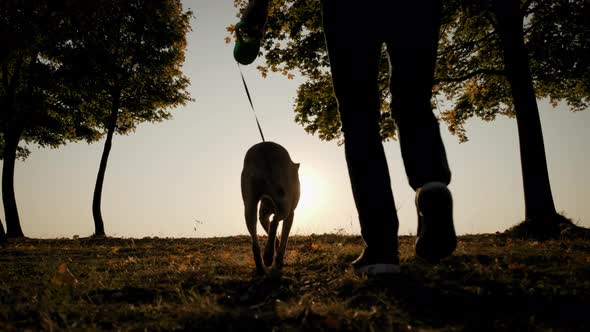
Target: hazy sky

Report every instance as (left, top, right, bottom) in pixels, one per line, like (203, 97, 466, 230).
(1, 1, 588, 238)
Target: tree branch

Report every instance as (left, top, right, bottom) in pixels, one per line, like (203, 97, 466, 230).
(435, 68, 505, 83)
(438, 30, 496, 57)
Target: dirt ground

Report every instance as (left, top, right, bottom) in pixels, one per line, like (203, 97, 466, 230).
(0, 234, 589, 331)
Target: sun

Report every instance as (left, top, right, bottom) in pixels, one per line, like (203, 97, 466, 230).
(296, 166, 324, 224)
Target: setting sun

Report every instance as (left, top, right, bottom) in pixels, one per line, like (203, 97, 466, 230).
(296, 167, 325, 225)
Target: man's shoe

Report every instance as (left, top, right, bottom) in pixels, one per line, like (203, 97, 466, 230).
(352, 247, 400, 276)
(415, 182, 457, 262)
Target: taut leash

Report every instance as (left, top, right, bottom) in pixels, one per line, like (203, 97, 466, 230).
(238, 63, 266, 142)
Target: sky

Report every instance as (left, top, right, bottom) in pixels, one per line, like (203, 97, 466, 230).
(1, 1, 588, 239)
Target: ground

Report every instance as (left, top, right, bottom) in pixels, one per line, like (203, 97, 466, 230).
(0, 234, 589, 331)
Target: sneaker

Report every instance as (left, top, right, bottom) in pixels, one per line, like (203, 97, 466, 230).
(352, 247, 400, 276)
(415, 181, 457, 262)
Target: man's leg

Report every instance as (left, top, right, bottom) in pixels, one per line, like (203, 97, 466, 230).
(385, 1, 456, 261)
(386, 1, 450, 190)
(321, 0, 399, 274)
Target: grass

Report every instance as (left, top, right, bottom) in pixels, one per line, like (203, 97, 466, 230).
(0, 234, 589, 331)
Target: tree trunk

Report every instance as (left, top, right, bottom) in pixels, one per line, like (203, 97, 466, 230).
(0, 217, 7, 245)
(2, 127, 25, 238)
(492, 1, 557, 221)
(92, 91, 120, 238)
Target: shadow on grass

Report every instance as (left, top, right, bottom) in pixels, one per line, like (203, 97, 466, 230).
(2, 235, 589, 331)
(351, 267, 587, 330)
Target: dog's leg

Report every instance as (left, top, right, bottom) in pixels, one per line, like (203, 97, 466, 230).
(274, 212, 294, 269)
(260, 200, 279, 246)
(264, 218, 280, 267)
(245, 199, 265, 275)
(258, 201, 272, 234)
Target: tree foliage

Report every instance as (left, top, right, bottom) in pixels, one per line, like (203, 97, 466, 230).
(437, 0, 589, 141)
(232, 0, 589, 142)
(0, 0, 100, 155)
(60, 0, 192, 136)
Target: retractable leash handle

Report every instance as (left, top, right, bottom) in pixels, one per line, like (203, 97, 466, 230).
(238, 63, 266, 142)
(234, 21, 262, 65)
(233, 0, 269, 65)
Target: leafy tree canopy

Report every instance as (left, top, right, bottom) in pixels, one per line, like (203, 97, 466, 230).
(0, 0, 102, 160)
(59, 0, 193, 135)
(232, 0, 589, 142)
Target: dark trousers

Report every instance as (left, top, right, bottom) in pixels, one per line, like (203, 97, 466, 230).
(321, 0, 451, 254)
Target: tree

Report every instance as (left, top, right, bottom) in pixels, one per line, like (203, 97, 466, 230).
(0, 217, 6, 245)
(490, 0, 563, 236)
(437, 0, 588, 237)
(0, 0, 99, 238)
(231, 0, 588, 237)
(62, 0, 192, 237)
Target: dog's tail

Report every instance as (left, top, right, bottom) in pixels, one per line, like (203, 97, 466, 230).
(260, 194, 279, 219)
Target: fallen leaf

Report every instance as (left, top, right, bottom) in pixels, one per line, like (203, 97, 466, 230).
(126, 256, 138, 264)
(51, 262, 78, 286)
(177, 262, 191, 272)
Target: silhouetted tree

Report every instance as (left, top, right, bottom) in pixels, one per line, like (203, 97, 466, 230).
(0, 217, 6, 245)
(232, 0, 588, 237)
(439, 0, 588, 237)
(491, 0, 561, 236)
(62, 0, 192, 237)
(0, 0, 99, 238)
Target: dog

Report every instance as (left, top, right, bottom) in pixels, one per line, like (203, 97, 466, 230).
(241, 141, 300, 274)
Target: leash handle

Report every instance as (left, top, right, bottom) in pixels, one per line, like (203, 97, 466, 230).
(238, 63, 266, 142)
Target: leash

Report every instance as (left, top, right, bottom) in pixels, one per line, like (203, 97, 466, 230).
(237, 63, 266, 142)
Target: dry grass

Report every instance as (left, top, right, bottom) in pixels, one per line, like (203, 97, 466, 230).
(0, 234, 589, 331)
